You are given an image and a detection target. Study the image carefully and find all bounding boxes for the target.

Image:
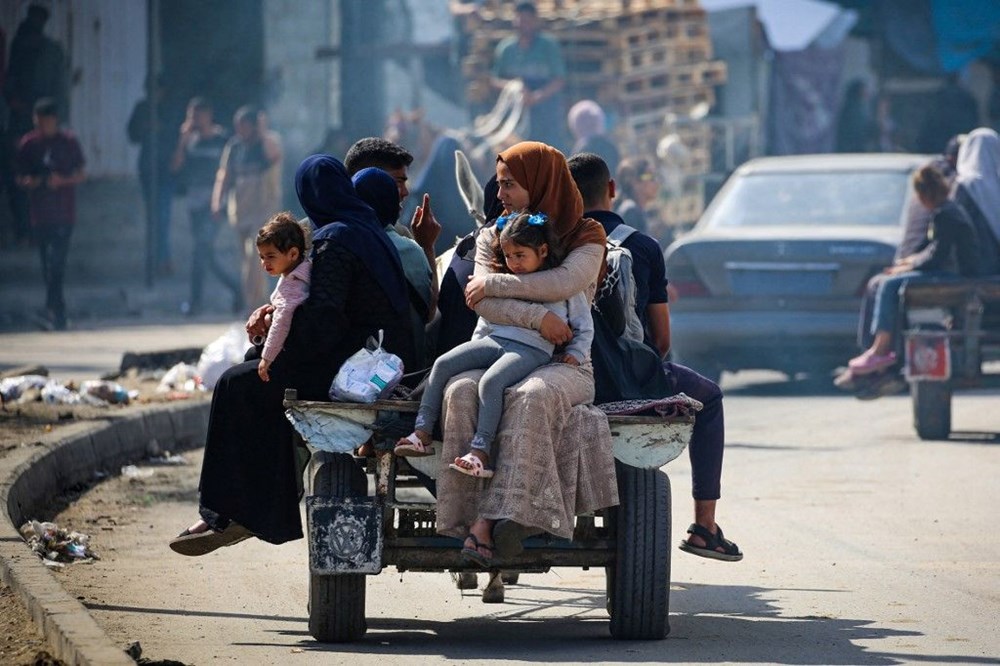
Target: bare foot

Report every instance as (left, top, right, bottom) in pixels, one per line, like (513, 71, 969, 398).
(185, 519, 210, 535)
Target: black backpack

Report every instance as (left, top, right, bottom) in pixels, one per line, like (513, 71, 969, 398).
(590, 304, 672, 405)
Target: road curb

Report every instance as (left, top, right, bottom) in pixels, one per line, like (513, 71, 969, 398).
(0, 398, 210, 666)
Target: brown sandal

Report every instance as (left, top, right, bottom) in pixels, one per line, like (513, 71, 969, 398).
(169, 522, 253, 557)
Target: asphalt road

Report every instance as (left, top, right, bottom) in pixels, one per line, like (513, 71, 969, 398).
(3, 326, 1000, 665)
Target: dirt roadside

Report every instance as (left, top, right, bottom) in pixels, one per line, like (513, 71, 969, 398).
(1, 378, 207, 666)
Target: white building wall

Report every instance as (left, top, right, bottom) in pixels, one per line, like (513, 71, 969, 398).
(1, 1, 147, 178)
(384, 0, 468, 131)
(262, 0, 338, 170)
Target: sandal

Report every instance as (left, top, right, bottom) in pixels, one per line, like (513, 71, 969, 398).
(169, 522, 254, 557)
(449, 452, 494, 479)
(394, 432, 433, 457)
(461, 534, 494, 568)
(848, 351, 897, 375)
(679, 523, 743, 562)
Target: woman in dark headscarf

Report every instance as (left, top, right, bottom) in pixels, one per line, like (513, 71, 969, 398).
(436, 141, 617, 565)
(170, 155, 415, 555)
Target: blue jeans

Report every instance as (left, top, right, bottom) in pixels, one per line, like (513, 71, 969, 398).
(416, 336, 551, 459)
(871, 270, 954, 338)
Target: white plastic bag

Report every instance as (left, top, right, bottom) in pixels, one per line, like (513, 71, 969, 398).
(329, 330, 404, 403)
(197, 325, 252, 390)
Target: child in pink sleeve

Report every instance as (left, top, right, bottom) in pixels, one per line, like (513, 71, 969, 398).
(255, 212, 311, 382)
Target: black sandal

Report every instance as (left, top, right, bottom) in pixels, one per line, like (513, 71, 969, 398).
(679, 523, 743, 562)
(461, 534, 494, 568)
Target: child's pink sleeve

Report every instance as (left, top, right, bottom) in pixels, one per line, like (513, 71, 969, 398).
(261, 267, 310, 362)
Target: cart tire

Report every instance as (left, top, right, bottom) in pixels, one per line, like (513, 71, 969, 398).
(912, 381, 951, 440)
(308, 452, 368, 642)
(607, 462, 671, 640)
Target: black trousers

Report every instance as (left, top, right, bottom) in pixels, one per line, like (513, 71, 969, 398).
(663, 362, 725, 500)
(37, 224, 73, 326)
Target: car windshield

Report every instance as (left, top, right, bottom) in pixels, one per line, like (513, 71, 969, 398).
(703, 170, 911, 228)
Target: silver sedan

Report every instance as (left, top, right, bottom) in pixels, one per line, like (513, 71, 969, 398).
(664, 153, 930, 380)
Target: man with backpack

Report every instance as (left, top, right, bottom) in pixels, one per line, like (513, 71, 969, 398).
(568, 153, 743, 563)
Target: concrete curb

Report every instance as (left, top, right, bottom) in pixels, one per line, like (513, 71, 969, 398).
(0, 398, 211, 666)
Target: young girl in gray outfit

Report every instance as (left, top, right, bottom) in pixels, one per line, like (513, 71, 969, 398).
(395, 211, 594, 478)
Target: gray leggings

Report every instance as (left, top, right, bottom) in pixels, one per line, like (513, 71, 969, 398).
(415, 336, 551, 460)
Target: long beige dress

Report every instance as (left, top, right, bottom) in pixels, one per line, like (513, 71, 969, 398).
(435, 229, 619, 540)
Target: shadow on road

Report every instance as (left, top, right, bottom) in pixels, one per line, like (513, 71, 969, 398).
(212, 582, 989, 665)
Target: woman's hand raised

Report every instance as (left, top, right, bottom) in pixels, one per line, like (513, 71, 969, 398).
(539, 312, 573, 345)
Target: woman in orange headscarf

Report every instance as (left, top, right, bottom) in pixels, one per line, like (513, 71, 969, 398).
(435, 141, 619, 564)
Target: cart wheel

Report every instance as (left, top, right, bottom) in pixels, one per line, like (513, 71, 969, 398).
(501, 572, 520, 585)
(912, 381, 952, 440)
(309, 452, 368, 642)
(607, 462, 671, 640)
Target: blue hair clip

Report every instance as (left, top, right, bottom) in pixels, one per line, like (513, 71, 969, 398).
(496, 212, 547, 232)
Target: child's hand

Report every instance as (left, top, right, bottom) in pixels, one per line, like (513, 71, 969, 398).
(258, 358, 271, 382)
(557, 354, 580, 366)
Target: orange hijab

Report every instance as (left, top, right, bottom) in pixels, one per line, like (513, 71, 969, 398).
(497, 142, 607, 270)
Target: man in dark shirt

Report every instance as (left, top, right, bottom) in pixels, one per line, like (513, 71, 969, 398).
(567, 152, 669, 351)
(568, 152, 743, 564)
(14, 98, 85, 330)
(170, 96, 240, 315)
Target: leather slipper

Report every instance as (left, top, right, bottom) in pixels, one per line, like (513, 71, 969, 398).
(169, 522, 254, 557)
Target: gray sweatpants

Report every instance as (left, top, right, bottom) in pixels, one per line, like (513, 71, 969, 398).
(415, 336, 551, 461)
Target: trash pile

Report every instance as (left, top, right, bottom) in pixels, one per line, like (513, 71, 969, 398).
(0, 375, 136, 406)
(0, 325, 250, 411)
(19, 520, 99, 567)
(155, 363, 204, 395)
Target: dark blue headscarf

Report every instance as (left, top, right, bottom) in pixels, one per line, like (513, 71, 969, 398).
(351, 167, 401, 227)
(295, 154, 408, 315)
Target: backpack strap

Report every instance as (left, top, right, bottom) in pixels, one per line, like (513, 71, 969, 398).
(608, 223, 638, 247)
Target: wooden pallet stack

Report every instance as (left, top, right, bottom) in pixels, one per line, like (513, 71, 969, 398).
(456, 0, 726, 231)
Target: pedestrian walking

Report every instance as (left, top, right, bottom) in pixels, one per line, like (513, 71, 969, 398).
(14, 98, 85, 330)
(212, 105, 283, 312)
(127, 74, 181, 276)
(3, 4, 69, 248)
(170, 97, 241, 315)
